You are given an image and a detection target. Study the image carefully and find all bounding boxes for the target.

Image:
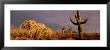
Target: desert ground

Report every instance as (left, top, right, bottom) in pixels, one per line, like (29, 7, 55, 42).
(11, 19, 100, 40)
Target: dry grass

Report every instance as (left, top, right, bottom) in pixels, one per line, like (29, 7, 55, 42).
(11, 19, 100, 40)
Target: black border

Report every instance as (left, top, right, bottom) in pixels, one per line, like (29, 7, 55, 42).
(1, 0, 110, 4)
(0, 0, 109, 50)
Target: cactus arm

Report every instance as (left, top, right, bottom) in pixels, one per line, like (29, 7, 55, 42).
(70, 17, 78, 25)
(80, 19, 88, 24)
(76, 10, 80, 20)
(75, 14, 80, 23)
(75, 14, 78, 21)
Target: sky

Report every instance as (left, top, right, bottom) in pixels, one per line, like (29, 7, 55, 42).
(11, 10, 100, 33)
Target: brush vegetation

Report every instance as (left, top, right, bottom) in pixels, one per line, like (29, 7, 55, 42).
(11, 19, 100, 40)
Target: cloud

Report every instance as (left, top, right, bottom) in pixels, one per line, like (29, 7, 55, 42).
(11, 10, 100, 32)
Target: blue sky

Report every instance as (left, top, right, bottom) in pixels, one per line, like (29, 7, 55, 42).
(11, 10, 100, 33)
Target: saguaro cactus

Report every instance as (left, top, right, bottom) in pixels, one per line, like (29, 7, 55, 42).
(61, 19, 65, 35)
(70, 10, 88, 40)
(61, 26, 65, 35)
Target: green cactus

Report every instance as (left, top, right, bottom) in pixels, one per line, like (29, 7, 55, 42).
(70, 10, 88, 40)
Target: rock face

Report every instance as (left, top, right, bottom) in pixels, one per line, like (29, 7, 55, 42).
(11, 19, 53, 40)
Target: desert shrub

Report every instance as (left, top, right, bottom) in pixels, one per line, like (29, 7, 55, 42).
(11, 19, 100, 40)
(11, 28, 30, 39)
(11, 19, 53, 40)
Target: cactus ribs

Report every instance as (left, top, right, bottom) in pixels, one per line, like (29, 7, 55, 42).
(70, 10, 88, 40)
